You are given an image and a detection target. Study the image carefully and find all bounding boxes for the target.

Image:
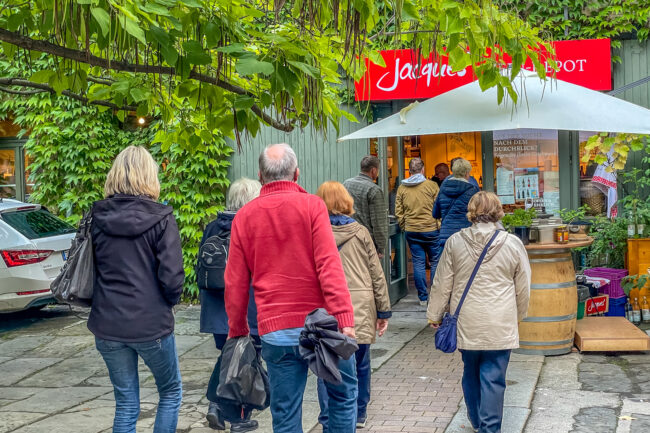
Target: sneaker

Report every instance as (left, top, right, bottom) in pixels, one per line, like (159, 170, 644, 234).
(356, 414, 367, 428)
(419, 300, 428, 306)
(205, 402, 225, 430)
(230, 420, 259, 433)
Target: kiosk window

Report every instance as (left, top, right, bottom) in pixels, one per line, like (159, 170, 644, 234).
(493, 129, 560, 214)
(579, 131, 608, 216)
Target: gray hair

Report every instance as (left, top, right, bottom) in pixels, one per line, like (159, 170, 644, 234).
(259, 143, 298, 183)
(227, 178, 262, 211)
(360, 155, 380, 173)
(409, 157, 424, 174)
(452, 158, 472, 178)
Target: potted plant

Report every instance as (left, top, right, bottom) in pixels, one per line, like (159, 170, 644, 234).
(619, 165, 650, 275)
(588, 216, 627, 268)
(559, 205, 591, 240)
(502, 208, 536, 245)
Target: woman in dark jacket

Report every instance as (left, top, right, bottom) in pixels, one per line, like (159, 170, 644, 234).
(89, 146, 185, 433)
(431, 158, 479, 277)
(199, 177, 261, 432)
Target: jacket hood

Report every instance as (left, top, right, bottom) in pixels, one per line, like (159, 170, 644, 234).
(93, 195, 173, 237)
(216, 211, 236, 232)
(332, 221, 364, 246)
(441, 177, 475, 198)
(458, 224, 509, 263)
(401, 173, 427, 186)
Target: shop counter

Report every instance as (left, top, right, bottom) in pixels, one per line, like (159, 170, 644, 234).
(515, 239, 593, 356)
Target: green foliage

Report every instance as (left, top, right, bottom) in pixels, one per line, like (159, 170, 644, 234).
(502, 208, 536, 229)
(588, 216, 628, 268)
(622, 274, 650, 296)
(0, 0, 551, 148)
(619, 166, 650, 238)
(497, 0, 650, 49)
(558, 205, 590, 225)
(0, 56, 229, 300)
(581, 133, 649, 171)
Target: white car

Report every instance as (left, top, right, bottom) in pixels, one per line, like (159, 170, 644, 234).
(0, 199, 76, 313)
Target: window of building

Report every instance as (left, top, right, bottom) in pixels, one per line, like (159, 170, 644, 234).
(0, 149, 17, 199)
(493, 129, 560, 214)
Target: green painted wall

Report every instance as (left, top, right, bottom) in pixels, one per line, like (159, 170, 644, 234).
(614, 40, 650, 187)
(227, 106, 369, 194)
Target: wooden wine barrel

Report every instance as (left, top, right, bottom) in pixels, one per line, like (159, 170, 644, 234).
(515, 248, 578, 356)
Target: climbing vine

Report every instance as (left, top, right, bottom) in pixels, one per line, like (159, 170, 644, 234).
(0, 55, 229, 300)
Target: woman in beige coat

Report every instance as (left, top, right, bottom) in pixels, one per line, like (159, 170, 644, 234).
(316, 181, 391, 430)
(427, 192, 530, 433)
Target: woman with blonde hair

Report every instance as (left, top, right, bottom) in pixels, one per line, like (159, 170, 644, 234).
(428, 192, 530, 433)
(88, 145, 185, 433)
(315, 180, 392, 430)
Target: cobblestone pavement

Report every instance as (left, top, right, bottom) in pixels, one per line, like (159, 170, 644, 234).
(0, 294, 428, 433)
(3, 299, 650, 433)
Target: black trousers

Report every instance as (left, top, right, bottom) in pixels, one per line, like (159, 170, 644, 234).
(206, 333, 262, 422)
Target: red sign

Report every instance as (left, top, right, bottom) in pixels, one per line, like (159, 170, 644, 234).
(586, 295, 610, 316)
(355, 38, 612, 101)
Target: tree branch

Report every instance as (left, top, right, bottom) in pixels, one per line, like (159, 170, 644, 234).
(0, 29, 295, 132)
(0, 78, 138, 111)
(0, 86, 45, 95)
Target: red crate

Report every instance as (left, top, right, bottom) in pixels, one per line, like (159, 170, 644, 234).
(584, 268, 629, 299)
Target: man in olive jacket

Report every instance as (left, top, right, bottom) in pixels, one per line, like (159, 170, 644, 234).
(395, 157, 440, 304)
(343, 156, 388, 257)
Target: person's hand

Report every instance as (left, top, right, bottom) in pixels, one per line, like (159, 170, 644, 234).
(378, 253, 384, 259)
(341, 327, 356, 339)
(429, 322, 440, 329)
(376, 319, 389, 337)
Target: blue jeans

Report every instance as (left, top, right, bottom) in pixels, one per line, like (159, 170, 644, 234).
(261, 342, 358, 433)
(95, 333, 182, 433)
(318, 343, 370, 430)
(405, 230, 439, 300)
(206, 333, 262, 421)
(460, 349, 511, 433)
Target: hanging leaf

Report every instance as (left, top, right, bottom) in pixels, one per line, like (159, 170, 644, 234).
(235, 56, 274, 76)
(91, 8, 111, 37)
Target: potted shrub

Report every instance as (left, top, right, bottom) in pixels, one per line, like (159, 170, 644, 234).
(502, 208, 536, 245)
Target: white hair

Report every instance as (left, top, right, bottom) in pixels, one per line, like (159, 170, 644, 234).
(227, 178, 262, 211)
(258, 143, 298, 183)
(452, 158, 472, 178)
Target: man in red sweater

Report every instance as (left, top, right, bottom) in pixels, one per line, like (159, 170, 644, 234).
(225, 143, 358, 433)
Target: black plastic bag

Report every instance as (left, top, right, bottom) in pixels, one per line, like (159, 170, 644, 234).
(50, 211, 94, 307)
(216, 336, 270, 411)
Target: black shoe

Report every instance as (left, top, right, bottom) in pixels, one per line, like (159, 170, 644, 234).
(230, 419, 259, 433)
(206, 402, 225, 430)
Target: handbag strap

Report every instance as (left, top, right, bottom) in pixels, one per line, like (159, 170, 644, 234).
(453, 230, 500, 316)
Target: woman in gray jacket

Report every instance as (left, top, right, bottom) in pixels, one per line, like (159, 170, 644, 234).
(427, 192, 531, 433)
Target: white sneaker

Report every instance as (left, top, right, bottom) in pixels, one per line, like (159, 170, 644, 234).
(419, 300, 428, 306)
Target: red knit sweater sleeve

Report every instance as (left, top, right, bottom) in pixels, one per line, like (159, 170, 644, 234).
(224, 214, 251, 338)
(310, 197, 355, 329)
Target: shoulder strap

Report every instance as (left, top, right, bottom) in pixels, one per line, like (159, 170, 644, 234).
(454, 230, 500, 316)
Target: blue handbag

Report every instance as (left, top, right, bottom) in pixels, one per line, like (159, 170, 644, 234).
(434, 231, 500, 353)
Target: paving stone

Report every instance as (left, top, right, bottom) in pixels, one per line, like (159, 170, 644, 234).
(630, 413, 650, 433)
(0, 357, 12, 365)
(0, 387, 41, 400)
(579, 362, 633, 393)
(504, 361, 543, 408)
(0, 387, 112, 414)
(0, 358, 62, 386)
(570, 407, 617, 433)
(0, 336, 52, 358)
(23, 335, 94, 358)
(536, 353, 581, 391)
(53, 320, 93, 336)
(446, 404, 530, 433)
(11, 406, 115, 433)
(0, 411, 47, 433)
(180, 338, 220, 360)
(175, 335, 206, 357)
(18, 357, 105, 387)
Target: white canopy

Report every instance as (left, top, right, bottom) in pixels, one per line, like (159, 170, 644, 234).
(338, 73, 650, 141)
